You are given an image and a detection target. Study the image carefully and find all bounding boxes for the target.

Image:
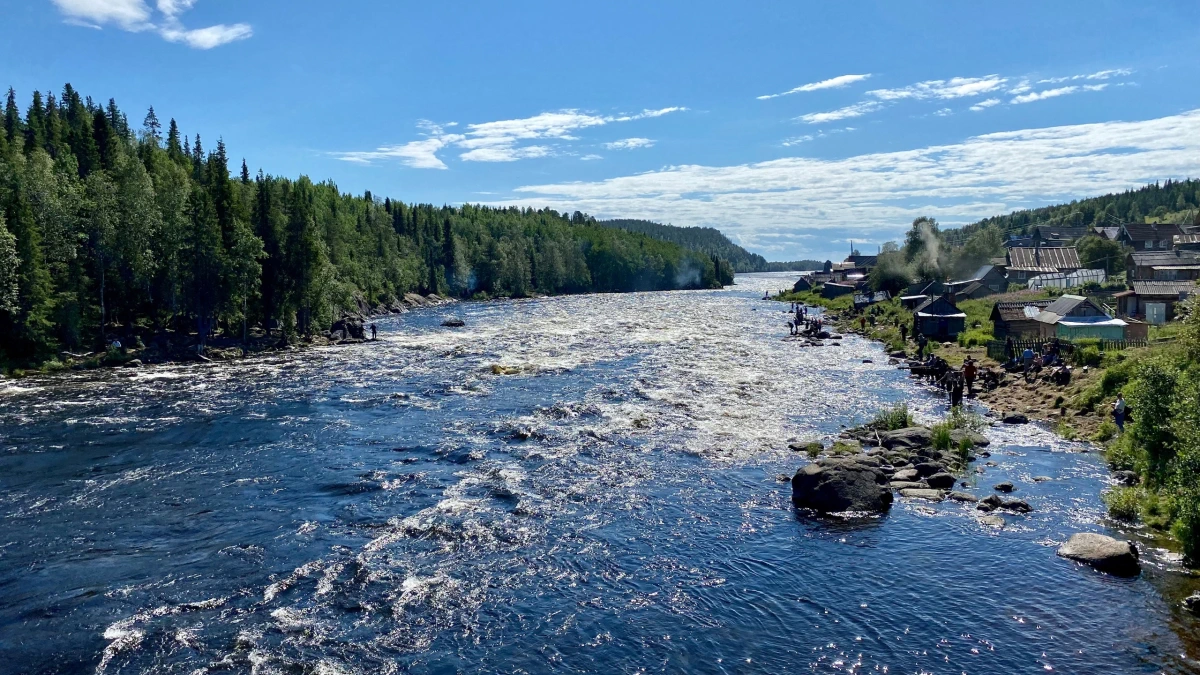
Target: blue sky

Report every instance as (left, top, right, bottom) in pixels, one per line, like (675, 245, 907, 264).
(3, 1, 1200, 261)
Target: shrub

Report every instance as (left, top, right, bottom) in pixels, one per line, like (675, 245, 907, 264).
(1091, 420, 1117, 444)
(931, 424, 953, 452)
(1074, 346, 1102, 367)
(1105, 434, 1140, 473)
(1054, 419, 1078, 441)
(871, 402, 913, 431)
(829, 440, 861, 455)
(1104, 487, 1141, 521)
(946, 406, 985, 432)
(957, 328, 992, 348)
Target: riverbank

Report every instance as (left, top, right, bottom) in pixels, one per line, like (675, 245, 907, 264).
(1, 292, 455, 379)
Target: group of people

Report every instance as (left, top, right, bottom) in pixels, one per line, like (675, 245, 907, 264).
(1005, 336, 1071, 385)
(786, 303, 823, 336)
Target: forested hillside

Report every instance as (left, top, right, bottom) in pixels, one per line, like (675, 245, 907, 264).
(944, 179, 1200, 245)
(599, 218, 822, 272)
(0, 85, 734, 366)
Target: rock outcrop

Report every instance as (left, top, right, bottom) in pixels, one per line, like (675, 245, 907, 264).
(1057, 533, 1140, 576)
(791, 457, 893, 514)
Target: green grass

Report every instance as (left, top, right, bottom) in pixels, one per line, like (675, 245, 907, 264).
(1105, 487, 1141, 521)
(871, 402, 913, 431)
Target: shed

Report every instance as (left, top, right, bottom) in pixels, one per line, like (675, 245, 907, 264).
(946, 264, 1007, 298)
(792, 277, 813, 293)
(912, 296, 966, 341)
(1126, 250, 1200, 282)
(1032, 225, 1089, 247)
(1114, 280, 1198, 324)
(821, 282, 857, 299)
(989, 300, 1053, 339)
(1034, 295, 1126, 340)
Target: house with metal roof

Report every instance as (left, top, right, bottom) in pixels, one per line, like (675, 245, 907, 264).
(1093, 226, 1121, 241)
(1114, 280, 1199, 324)
(989, 300, 1053, 339)
(1005, 247, 1081, 282)
(1034, 295, 1127, 340)
(1174, 234, 1200, 251)
(1126, 250, 1200, 282)
(945, 264, 1008, 299)
(912, 296, 966, 341)
(1118, 223, 1184, 251)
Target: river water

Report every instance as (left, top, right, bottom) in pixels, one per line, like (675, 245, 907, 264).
(1, 272, 1198, 674)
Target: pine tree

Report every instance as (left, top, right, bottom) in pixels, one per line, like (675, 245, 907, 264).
(0, 211, 19, 314)
(24, 91, 46, 155)
(4, 88, 20, 144)
(240, 158, 250, 184)
(166, 118, 181, 159)
(143, 106, 161, 145)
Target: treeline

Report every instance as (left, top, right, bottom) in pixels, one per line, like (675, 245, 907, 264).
(946, 179, 1200, 244)
(599, 218, 821, 272)
(0, 85, 733, 366)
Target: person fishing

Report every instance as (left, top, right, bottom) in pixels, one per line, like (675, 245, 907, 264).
(899, 323, 908, 343)
(963, 358, 978, 395)
(1113, 393, 1127, 433)
(370, 323, 378, 340)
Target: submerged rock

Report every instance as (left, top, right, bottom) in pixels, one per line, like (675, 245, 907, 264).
(441, 318, 466, 328)
(1057, 533, 1140, 576)
(1001, 412, 1029, 425)
(791, 458, 893, 514)
(948, 491, 979, 503)
(978, 515, 1005, 528)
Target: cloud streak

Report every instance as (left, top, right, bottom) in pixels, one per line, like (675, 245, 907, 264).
(1011, 83, 1107, 105)
(795, 101, 882, 125)
(500, 110, 1200, 257)
(758, 74, 872, 100)
(867, 75, 1008, 101)
(334, 107, 685, 167)
(50, 0, 251, 48)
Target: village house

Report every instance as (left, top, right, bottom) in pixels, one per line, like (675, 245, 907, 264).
(1005, 247, 1081, 282)
(1093, 226, 1121, 241)
(1034, 295, 1127, 340)
(945, 264, 1008, 299)
(792, 276, 814, 293)
(1031, 225, 1089, 247)
(989, 300, 1053, 339)
(1125, 250, 1200, 282)
(821, 281, 858, 299)
(1118, 222, 1184, 251)
(1114, 280, 1199, 324)
(1174, 234, 1200, 251)
(898, 280, 944, 309)
(912, 296, 966, 341)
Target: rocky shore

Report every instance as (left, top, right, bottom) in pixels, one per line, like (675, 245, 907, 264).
(6, 292, 455, 377)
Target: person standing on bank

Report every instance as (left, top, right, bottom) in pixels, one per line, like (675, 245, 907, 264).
(1113, 393, 1127, 433)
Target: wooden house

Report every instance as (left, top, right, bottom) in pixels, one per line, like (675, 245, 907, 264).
(1114, 280, 1199, 324)
(1118, 223, 1184, 251)
(946, 264, 1008, 299)
(989, 300, 1053, 339)
(1126, 250, 1200, 282)
(912, 296, 966, 341)
(1033, 295, 1127, 340)
(821, 282, 857, 299)
(1032, 225, 1089, 247)
(792, 276, 814, 293)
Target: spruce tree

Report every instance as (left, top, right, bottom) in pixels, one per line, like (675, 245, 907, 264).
(4, 88, 20, 144)
(143, 106, 161, 145)
(166, 118, 181, 159)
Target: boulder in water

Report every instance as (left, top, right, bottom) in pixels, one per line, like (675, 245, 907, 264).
(1057, 533, 1140, 576)
(880, 427, 934, 450)
(899, 488, 945, 502)
(948, 491, 978, 503)
(994, 481, 1015, 493)
(330, 317, 365, 340)
(442, 318, 466, 328)
(791, 458, 893, 514)
(1184, 593, 1200, 616)
(1113, 470, 1140, 486)
(1001, 412, 1029, 425)
(925, 472, 956, 489)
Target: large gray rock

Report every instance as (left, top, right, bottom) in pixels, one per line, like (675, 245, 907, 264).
(889, 481, 928, 490)
(948, 491, 979, 503)
(792, 459, 893, 514)
(994, 481, 1015, 493)
(950, 430, 991, 448)
(913, 462, 946, 478)
(1057, 533, 1140, 576)
(1184, 593, 1200, 616)
(1113, 470, 1140, 487)
(926, 472, 956, 489)
(880, 427, 934, 449)
(892, 468, 920, 482)
(330, 317, 366, 340)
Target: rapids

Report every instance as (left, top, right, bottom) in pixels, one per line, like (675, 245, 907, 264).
(1, 272, 1198, 673)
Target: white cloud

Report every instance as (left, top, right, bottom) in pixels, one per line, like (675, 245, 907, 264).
(934, 108, 953, 117)
(969, 98, 1001, 112)
(757, 74, 872, 100)
(796, 101, 882, 125)
(50, 0, 251, 48)
(1037, 68, 1133, 84)
(868, 75, 1007, 101)
(781, 135, 814, 147)
(499, 110, 1200, 257)
(604, 137, 655, 150)
(337, 106, 685, 168)
(1011, 83, 1107, 105)
(580, 154, 603, 161)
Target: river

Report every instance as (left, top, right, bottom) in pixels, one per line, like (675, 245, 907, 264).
(1, 272, 1198, 674)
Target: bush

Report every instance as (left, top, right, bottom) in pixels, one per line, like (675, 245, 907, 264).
(931, 424, 953, 452)
(871, 402, 913, 431)
(946, 406, 985, 432)
(1091, 420, 1118, 443)
(957, 328, 992, 348)
(1105, 434, 1140, 473)
(829, 440, 861, 455)
(1104, 487, 1141, 521)
(1074, 346, 1102, 367)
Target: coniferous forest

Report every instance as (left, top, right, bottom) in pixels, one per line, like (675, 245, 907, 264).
(0, 85, 735, 367)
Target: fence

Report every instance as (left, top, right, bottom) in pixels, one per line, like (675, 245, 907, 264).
(986, 338, 1146, 362)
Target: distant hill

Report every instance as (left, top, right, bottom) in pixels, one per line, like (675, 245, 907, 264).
(943, 178, 1200, 245)
(598, 219, 822, 272)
